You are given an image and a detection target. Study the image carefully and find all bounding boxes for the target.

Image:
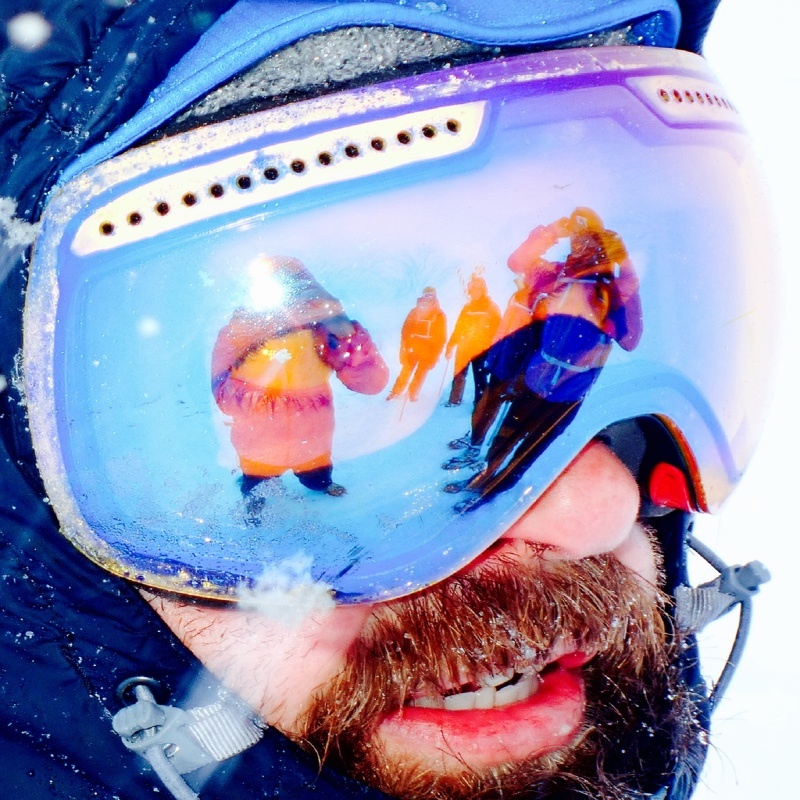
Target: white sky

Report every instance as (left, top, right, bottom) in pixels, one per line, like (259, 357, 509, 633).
(693, 2, 799, 798)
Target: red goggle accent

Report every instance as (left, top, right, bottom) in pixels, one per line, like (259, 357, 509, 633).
(648, 462, 697, 512)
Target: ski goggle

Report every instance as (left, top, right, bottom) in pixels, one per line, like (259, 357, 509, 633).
(24, 46, 777, 603)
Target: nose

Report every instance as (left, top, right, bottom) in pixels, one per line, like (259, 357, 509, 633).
(501, 440, 641, 561)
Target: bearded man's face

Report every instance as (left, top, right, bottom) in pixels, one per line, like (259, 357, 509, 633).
(300, 545, 700, 799)
(145, 442, 702, 799)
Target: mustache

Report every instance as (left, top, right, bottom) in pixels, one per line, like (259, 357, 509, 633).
(298, 549, 669, 752)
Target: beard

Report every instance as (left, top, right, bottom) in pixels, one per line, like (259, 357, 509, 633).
(293, 547, 705, 800)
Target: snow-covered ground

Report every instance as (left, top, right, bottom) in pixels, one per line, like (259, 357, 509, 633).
(694, 3, 799, 797)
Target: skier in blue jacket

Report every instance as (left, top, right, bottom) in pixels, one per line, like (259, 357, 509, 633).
(0, 2, 775, 799)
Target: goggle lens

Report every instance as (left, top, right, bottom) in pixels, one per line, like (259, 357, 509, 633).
(24, 48, 777, 601)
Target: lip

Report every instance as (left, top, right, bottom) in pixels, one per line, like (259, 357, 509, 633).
(375, 662, 586, 771)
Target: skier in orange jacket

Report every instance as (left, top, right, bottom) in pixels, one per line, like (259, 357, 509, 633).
(387, 286, 448, 402)
(444, 274, 501, 408)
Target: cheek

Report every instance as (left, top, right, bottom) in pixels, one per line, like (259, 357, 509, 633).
(150, 595, 373, 732)
(243, 605, 376, 731)
(611, 522, 662, 595)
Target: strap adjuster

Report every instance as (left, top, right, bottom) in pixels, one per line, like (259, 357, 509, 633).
(113, 678, 265, 800)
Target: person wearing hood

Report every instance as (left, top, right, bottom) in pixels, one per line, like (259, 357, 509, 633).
(445, 208, 643, 507)
(387, 286, 448, 403)
(212, 254, 388, 498)
(0, 3, 776, 800)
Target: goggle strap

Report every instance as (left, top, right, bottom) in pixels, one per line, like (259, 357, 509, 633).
(676, 536, 770, 712)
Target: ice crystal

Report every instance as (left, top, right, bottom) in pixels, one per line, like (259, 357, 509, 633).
(237, 554, 334, 627)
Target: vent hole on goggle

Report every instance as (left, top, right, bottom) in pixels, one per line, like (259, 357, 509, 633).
(89, 113, 469, 241)
(658, 87, 735, 111)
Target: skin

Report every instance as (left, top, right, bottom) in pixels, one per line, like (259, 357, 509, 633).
(143, 440, 658, 778)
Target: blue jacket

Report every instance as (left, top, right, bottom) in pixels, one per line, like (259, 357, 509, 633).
(0, 1, 718, 796)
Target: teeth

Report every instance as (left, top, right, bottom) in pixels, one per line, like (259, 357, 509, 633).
(443, 692, 479, 711)
(408, 646, 596, 712)
(483, 668, 515, 687)
(495, 674, 537, 707)
(411, 671, 540, 711)
(473, 686, 496, 709)
(411, 694, 445, 709)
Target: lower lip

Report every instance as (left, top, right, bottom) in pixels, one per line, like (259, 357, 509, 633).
(376, 663, 585, 770)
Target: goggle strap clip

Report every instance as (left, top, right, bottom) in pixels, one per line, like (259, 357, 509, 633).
(674, 558, 770, 634)
(112, 681, 265, 800)
(675, 536, 770, 713)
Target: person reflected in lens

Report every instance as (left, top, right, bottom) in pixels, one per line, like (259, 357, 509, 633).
(446, 208, 642, 509)
(522, 207, 642, 401)
(387, 287, 448, 403)
(443, 273, 501, 409)
(443, 271, 539, 468)
(212, 255, 389, 507)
